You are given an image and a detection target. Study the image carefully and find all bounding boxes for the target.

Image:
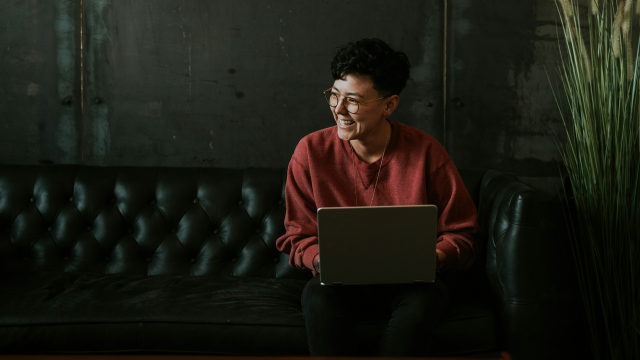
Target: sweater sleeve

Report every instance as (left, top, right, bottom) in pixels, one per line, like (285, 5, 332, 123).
(275, 147, 319, 274)
(428, 159, 480, 271)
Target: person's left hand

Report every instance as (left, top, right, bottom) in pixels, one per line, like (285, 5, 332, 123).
(436, 249, 446, 271)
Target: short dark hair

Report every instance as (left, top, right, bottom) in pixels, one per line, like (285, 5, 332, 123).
(330, 38, 410, 96)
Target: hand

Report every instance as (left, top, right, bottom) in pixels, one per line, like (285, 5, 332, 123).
(436, 249, 446, 271)
(313, 253, 320, 273)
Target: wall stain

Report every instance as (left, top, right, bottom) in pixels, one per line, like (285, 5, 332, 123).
(446, 0, 543, 176)
(54, 0, 78, 164)
(85, 0, 112, 164)
(27, 83, 40, 96)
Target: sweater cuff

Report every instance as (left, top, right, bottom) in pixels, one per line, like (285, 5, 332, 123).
(302, 244, 319, 271)
(436, 239, 458, 271)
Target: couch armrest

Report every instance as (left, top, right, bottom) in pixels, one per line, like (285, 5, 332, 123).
(478, 170, 542, 360)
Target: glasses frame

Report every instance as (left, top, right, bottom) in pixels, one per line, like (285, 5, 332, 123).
(323, 88, 389, 114)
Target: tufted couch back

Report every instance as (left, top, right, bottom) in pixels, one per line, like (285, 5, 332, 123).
(0, 165, 311, 281)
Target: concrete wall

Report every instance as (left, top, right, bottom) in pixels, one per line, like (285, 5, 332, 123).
(447, 0, 570, 198)
(0, 0, 568, 196)
(81, 0, 445, 168)
(0, 0, 82, 164)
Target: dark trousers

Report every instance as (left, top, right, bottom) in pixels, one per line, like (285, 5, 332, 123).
(301, 275, 450, 356)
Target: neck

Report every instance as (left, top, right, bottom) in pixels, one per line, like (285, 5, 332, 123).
(350, 120, 391, 164)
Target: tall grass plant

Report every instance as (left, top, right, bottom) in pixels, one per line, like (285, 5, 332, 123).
(552, 0, 640, 359)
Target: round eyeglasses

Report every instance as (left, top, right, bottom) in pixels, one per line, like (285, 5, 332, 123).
(323, 88, 388, 114)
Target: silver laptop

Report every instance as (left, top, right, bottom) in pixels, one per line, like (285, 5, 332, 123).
(317, 205, 437, 285)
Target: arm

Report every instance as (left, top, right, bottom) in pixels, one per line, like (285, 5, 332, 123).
(275, 153, 320, 274)
(436, 249, 446, 271)
(428, 159, 480, 272)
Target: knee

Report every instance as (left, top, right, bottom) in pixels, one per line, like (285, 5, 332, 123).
(400, 289, 432, 320)
(394, 283, 448, 324)
(302, 277, 343, 315)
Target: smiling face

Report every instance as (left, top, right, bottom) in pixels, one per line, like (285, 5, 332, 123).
(331, 74, 397, 143)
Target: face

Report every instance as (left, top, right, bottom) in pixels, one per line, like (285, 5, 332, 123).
(330, 74, 394, 142)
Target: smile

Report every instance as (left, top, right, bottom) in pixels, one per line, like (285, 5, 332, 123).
(339, 120, 355, 127)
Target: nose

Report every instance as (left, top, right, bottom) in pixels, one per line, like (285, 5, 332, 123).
(334, 96, 349, 115)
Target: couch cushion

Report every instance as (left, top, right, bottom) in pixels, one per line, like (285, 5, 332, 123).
(0, 272, 309, 354)
(0, 165, 311, 282)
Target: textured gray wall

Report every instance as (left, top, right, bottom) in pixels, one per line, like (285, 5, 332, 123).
(82, 0, 445, 167)
(446, 0, 567, 197)
(1, 0, 568, 196)
(0, 0, 82, 165)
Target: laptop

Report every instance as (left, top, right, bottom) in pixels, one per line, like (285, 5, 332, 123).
(316, 205, 438, 285)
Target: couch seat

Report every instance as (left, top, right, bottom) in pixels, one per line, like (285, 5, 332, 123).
(0, 272, 496, 355)
(0, 272, 309, 354)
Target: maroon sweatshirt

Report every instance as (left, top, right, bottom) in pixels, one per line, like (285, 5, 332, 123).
(276, 120, 480, 275)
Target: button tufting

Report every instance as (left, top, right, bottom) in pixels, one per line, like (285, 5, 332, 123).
(213, 228, 220, 234)
(150, 200, 157, 205)
(146, 257, 152, 263)
(193, 198, 199, 203)
(47, 227, 52, 232)
(110, 198, 116, 204)
(22, 257, 27, 262)
(30, 197, 35, 203)
(69, 196, 75, 202)
(273, 257, 279, 263)
(238, 200, 244, 206)
(5, 228, 10, 234)
(63, 256, 69, 261)
(86, 226, 92, 231)
(278, 200, 284, 206)
(104, 256, 110, 262)
(190, 258, 196, 264)
(128, 228, 134, 234)
(231, 257, 238, 263)
(255, 228, 261, 234)
(170, 227, 177, 233)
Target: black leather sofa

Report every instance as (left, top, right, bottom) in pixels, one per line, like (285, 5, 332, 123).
(0, 165, 541, 358)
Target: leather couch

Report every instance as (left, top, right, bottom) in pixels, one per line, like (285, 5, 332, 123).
(0, 165, 541, 358)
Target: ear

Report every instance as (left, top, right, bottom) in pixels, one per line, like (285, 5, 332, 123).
(383, 95, 400, 117)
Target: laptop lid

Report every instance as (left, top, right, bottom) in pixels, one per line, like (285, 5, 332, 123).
(317, 205, 437, 285)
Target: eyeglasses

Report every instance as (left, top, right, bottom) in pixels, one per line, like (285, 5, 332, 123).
(323, 88, 388, 114)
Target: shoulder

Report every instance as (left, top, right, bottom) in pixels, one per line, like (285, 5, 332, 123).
(291, 126, 338, 167)
(393, 121, 451, 164)
(297, 126, 336, 148)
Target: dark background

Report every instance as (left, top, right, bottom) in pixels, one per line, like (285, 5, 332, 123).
(0, 0, 569, 197)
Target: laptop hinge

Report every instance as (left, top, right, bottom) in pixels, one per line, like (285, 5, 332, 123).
(332, 282, 343, 286)
(413, 280, 424, 284)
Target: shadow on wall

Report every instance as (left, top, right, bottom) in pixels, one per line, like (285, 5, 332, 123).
(446, 0, 569, 200)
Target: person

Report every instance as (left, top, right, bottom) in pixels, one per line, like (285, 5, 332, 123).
(276, 38, 480, 356)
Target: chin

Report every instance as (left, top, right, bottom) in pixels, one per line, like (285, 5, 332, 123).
(336, 127, 355, 141)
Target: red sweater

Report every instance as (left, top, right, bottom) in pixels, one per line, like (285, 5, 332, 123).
(276, 120, 480, 275)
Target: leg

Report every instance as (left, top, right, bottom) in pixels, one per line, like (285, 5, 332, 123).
(377, 278, 450, 356)
(301, 275, 359, 356)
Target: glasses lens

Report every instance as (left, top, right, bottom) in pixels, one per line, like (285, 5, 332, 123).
(345, 99, 359, 114)
(325, 91, 338, 107)
(324, 91, 359, 113)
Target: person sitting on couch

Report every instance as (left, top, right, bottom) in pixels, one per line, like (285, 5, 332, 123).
(276, 38, 480, 356)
